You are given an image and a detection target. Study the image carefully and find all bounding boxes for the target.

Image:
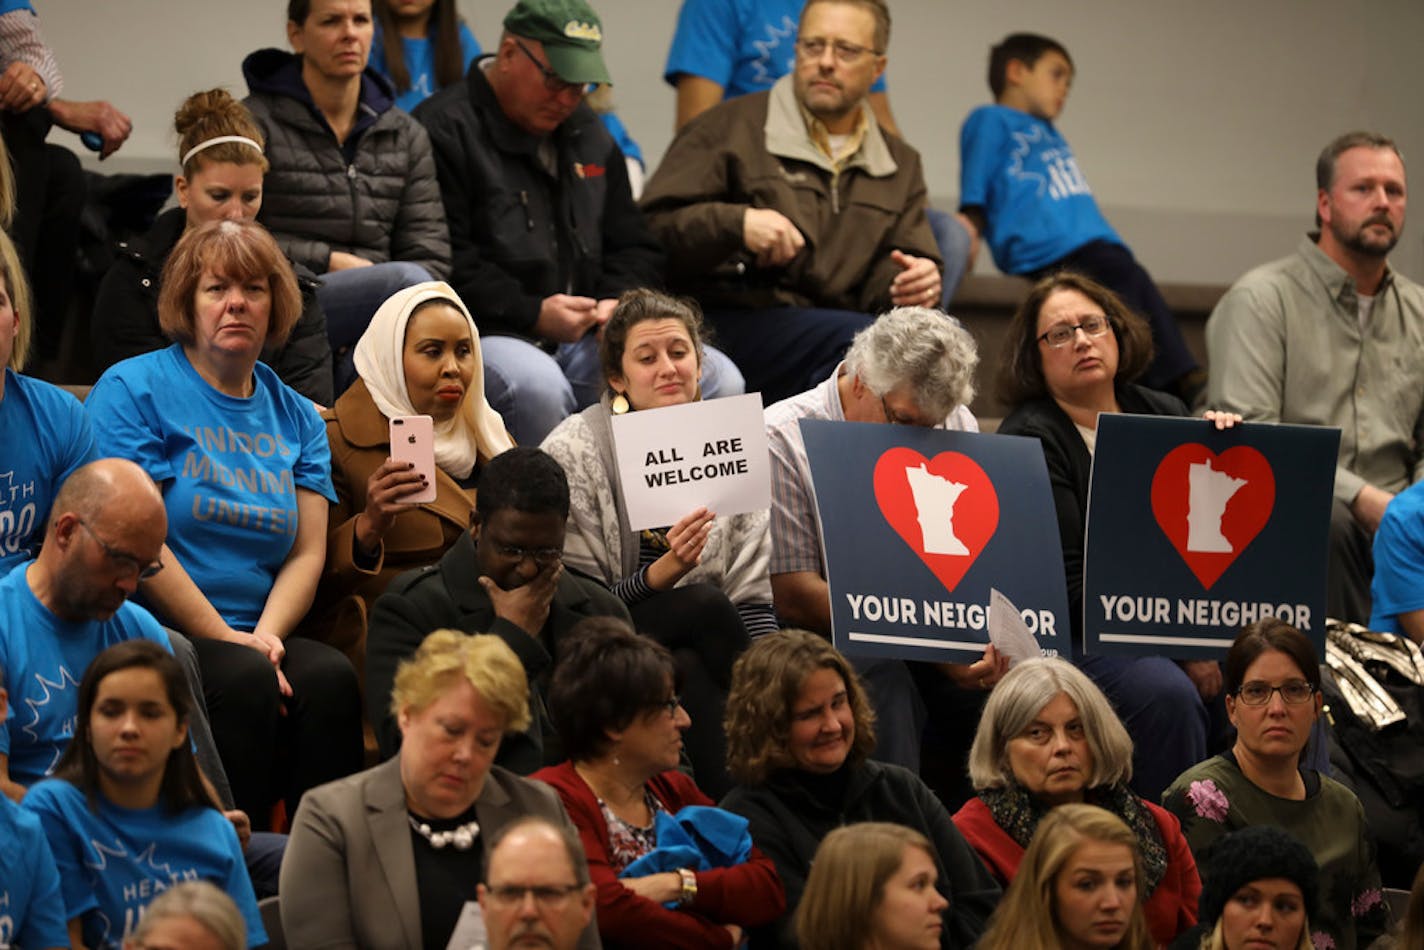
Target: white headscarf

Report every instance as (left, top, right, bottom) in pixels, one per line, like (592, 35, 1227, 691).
(353, 281, 514, 479)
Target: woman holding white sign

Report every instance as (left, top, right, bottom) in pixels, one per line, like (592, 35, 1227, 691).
(997, 271, 1237, 803)
(541, 288, 772, 797)
(953, 658, 1201, 946)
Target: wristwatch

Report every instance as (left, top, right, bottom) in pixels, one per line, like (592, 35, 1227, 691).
(677, 867, 698, 905)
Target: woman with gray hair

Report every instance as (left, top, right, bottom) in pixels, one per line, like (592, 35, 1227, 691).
(953, 657, 1201, 946)
(122, 881, 246, 950)
(843, 304, 979, 427)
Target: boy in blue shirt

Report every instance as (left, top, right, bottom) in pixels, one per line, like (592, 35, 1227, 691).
(959, 32, 1203, 401)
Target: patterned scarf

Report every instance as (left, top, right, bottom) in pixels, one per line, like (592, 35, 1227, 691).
(979, 781, 1169, 894)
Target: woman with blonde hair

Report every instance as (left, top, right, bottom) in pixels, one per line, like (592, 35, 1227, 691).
(93, 87, 332, 403)
(1176, 826, 1316, 950)
(979, 803, 1154, 950)
(282, 628, 595, 948)
(796, 823, 949, 950)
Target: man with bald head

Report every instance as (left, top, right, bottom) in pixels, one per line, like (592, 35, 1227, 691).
(478, 817, 596, 950)
(0, 459, 194, 798)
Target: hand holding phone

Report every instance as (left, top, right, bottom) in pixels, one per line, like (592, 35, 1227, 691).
(389, 415, 437, 504)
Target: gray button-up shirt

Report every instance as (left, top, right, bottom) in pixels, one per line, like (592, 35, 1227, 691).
(1206, 235, 1424, 504)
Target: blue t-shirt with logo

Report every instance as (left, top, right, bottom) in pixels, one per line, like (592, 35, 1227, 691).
(663, 0, 887, 97)
(0, 563, 172, 786)
(959, 104, 1121, 274)
(0, 370, 97, 573)
(22, 779, 266, 949)
(372, 20, 481, 112)
(0, 792, 68, 950)
(85, 345, 335, 632)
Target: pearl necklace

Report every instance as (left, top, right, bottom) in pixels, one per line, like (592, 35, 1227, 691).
(408, 814, 481, 851)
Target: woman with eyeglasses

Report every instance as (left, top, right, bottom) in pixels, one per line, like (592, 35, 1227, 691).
(997, 270, 1237, 803)
(1162, 619, 1388, 950)
(282, 629, 597, 949)
(534, 618, 785, 950)
(22, 641, 266, 949)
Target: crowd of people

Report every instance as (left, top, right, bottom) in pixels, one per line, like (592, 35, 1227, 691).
(0, 0, 1421, 947)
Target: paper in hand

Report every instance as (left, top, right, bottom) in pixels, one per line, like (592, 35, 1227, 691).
(988, 588, 1044, 668)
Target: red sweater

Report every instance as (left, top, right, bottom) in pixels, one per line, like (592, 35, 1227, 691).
(953, 796, 1200, 947)
(534, 761, 786, 950)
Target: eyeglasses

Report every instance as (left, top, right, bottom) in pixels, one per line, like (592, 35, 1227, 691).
(485, 883, 584, 909)
(1037, 315, 1111, 348)
(657, 695, 683, 716)
(513, 39, 588, 96)
(795, 37, 881, 64)
(880, 394, 931, 427)
(77, 519, 164, 580)
(491, 541, 563, 566)
(1234, 680, 1316, 706)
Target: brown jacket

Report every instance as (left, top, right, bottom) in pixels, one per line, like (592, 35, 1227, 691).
(640, 75, 939, 314)
(310, 379, 482, 655)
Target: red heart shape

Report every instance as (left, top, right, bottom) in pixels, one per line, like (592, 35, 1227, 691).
(1150, 444, 1275, 590)
(872, 448, 999, 594)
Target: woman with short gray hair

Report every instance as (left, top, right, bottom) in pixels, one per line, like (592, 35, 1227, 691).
(953, 658, 1201, 946)
(843, 306, 978, 424)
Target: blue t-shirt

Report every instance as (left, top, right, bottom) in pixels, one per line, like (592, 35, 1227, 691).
(1369, 480, 1424, 633)
(371, 19, 481, 112)
(22, 780, 266, 949)
(0, 564, 172, 786)
(0, 793, 68, 950)
(663, 0, 887, 96)
(85, 345, 335, 632)
(958, 104, 1121, 274)
(0, 370, 97, 573)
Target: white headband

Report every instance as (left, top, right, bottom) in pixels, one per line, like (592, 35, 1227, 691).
(181, 135, 264, 169)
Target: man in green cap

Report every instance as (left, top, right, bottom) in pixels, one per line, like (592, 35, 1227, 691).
(413, 0, 743, 447)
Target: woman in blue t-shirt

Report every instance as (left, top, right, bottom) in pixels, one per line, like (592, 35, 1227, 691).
(23, 640, 266, 949)
(371, 0, 481, 112)
(85, 219, 364, 830)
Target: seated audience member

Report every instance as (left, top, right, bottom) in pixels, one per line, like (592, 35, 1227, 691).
(1162, 619, 1388, 949)
(367, 446, 629, 767)
(0, 3, 131, 362)
(641, 0, 942, 404)
(795, 822, 950, 950)
(534, 620, 785, 949)
(720, 630, 999, 948)
(23, 641, 266, 949)
(1370, 477, 1424, 642)
(478, 817, 598, 950)
(92, 88, 333, 405)
(954, 658, 1200, 945)
(1208, 132, 1421, 626)
(764, 307, 1000, 772)
(978, 803, 1154, 950)
(85, 219, 363, 830)
(0, 667, 67, 950)
(121, 881, 248, 950)
(312, 281, 512, 671)
(542, 288, 770, 794)
(0, 223, 95, 574)
(997, 271, 1239, 801)
(244, 0, 449, 391)
(414, 0, 741, 446)
(372, 0, 481, 112)
(960, 33, 1201, 401)
(662, 0, 975, 305)
(1175, 826, 1317, 950)
(282, 630, 596, 949)
(1377, 861, 1424, 950)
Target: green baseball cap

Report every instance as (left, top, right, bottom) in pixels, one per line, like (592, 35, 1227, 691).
(504, 0, 612, 87)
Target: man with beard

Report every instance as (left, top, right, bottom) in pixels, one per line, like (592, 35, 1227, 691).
(640, 0, 942, 405)
(1207, 131, 1422, 624)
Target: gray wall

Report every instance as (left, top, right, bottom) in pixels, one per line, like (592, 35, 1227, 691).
(44, 0, 1424, 283)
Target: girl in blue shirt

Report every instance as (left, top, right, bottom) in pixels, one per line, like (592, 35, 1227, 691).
(371, 0, 480, 112)
(23, 640, 266, 949)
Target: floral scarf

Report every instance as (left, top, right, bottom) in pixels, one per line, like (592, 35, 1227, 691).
(979, 781, 1170, 894)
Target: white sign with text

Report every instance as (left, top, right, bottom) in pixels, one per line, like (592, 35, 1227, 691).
(610, 394, 771, 530)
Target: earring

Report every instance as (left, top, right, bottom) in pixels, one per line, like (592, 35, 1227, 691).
(611, 392, 630, 415)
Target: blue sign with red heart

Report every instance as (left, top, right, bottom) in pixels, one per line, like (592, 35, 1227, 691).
(801, 420, 1070, 663)
(1083, 415, 1338, 659)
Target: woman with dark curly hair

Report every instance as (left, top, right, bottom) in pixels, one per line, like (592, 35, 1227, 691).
(719, 629, 999, 949)
(534, 618, 784, 949)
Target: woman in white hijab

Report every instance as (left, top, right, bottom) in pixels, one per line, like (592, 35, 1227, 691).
(309, 281, 513, 661)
